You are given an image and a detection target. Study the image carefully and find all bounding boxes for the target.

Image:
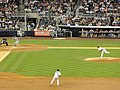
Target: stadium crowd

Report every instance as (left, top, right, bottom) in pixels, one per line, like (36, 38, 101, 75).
(80, 28, 120, 38)
(25, 0, 76, 16)
(0, 0, 21, 31)
(77, 0, 120, 14)
(0, 16, 20, 31)
(0, 0, 120, 38)
(25, 0, 120, 28)
(0, 0, 19, 15)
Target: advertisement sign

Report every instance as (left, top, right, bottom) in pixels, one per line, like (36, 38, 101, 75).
(34, 30, 50, 36)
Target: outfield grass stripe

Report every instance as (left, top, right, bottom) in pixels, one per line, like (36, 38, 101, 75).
(0, 53, 21, 71)
(8, 52, 27, 72)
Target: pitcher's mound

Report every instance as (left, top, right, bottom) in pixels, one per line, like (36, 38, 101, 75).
(85, 57, 120, 62)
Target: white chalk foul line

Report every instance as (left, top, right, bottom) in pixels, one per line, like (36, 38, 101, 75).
(0, 47, 13, 62)
(47, 47, 120, 49)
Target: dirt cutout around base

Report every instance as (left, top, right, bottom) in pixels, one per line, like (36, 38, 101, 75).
(85, 57, 120, 62)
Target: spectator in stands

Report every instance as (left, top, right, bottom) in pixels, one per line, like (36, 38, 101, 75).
(27, 23, 31, 31)
(89, 29, 94, 37)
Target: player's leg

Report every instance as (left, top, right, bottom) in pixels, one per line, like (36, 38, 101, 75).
(17, 43, 20, 47)
(14, 41, 19, 47)
(16, 42, 20, 47)
(14, 42, 17, 47)
(50, 76, 55, 85)
(16, 41, 20, 47)
(104, 49, 110, 54)
(100, 51, 104, 58)
(6, 42, 8, 46)
(57, 78, 60, 86)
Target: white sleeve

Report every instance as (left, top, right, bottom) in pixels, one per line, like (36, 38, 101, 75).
(98, 47, 104, 52)
(59, 72, 61, 76)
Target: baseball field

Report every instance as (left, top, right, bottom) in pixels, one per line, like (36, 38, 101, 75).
(0, 37, 120, 90)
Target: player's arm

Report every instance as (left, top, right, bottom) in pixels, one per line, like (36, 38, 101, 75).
(59, 72, 61, 77)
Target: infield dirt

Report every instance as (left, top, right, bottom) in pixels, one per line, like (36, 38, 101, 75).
(85, 57, 120, 62)
(0, 72, 120, 90)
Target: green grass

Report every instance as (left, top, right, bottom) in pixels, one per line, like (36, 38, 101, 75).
(0, 39, 120, 77)
(13, 38, 120, 47)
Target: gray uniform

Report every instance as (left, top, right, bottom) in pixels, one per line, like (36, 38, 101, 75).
(13, 37, 20, 47)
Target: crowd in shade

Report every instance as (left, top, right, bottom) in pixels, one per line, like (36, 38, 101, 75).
(0, 0, 120, 32)
(25, 0, 76, 16)
(76, 0, 120, 14)
(59, 14, 120, 26)
(0, 0, 21, 31)
(58, 0, 120, 26)
(0, 16, 24, 31)
(25, 0, 120, 14)
(0, 0, 20, 15)
(25, 0, 120, 29)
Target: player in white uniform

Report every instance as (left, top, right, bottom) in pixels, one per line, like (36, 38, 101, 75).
(97, 46, 110, 58)
(12, 36, 20, 47)
(50, 69, 61, 86)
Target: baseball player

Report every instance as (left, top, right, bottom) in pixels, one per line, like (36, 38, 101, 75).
(0, 37, 8, 46)
(50, 69, 61, 86)
(12, 36, 20, 47)
(97, 46, 110, 58)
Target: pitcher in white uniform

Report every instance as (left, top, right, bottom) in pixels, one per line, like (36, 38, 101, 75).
(97, 46, 110, 58)
(50, 69, 61, 86)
